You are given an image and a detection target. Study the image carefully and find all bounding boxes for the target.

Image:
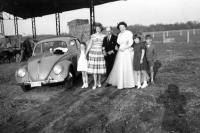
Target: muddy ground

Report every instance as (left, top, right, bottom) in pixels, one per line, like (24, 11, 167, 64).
(0, 42, 200, 133)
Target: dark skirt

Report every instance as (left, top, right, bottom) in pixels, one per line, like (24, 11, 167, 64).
(133, 55, 148, 71)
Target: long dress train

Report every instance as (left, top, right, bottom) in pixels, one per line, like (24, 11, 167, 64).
(106, 30, 136, 89)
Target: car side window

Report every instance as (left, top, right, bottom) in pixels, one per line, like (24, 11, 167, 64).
(43, 42, 53, 53)
(75, 39, 81, 52)
(33, 43, 42, 56)
(68, 39, 79, 55)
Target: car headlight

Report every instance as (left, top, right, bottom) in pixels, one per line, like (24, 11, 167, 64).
(53, 65, 63, 75)
(17, 68, 26, 78)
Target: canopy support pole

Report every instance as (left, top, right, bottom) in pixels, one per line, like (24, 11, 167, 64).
(0, 12, 4, 35)
(55, 13, 61, 36)
(90, 0, 95, 35)
(32, 17, 36, 39)
(14, 16, 19, 36)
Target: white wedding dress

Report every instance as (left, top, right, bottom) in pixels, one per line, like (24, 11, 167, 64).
(106, 30, 136, 89)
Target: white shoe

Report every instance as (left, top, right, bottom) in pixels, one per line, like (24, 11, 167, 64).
(81, 84, 85, 88)
(137, 82, 141, 89)
(97, 83, 101, 88)
(137, 83, 141, 89)
(92, 85, 97, 90)
(85, 83, 88, 88)
(141, 83, 148, 89)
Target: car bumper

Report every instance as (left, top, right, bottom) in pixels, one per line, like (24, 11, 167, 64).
(19, 78, 65, 87)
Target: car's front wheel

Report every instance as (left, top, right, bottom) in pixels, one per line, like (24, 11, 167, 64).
(20, 85, 31, 92)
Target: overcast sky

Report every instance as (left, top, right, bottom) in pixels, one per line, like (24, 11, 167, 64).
(3, 0, 200, 35)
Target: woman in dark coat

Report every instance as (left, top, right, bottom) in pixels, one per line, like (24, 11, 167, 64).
(20, 38, 33, 62)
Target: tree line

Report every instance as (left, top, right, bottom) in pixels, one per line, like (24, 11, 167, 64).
(112, 21, 200, 34)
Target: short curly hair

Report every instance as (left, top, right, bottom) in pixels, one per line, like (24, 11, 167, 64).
(145, 34, 152, 39)
(134, 34, 142, 40)
(94, 23, 104, 31)
(117, 21, 128, 30)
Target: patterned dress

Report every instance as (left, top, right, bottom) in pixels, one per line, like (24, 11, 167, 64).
(88, 33, 106, 74)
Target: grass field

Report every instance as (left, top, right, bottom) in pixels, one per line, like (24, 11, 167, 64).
(0, 41, 200, 133)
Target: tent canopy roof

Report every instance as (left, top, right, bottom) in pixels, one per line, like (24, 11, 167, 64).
(0, 0, 119, 19)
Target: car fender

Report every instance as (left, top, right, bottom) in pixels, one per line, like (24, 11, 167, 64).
(49, 60, 74, 80)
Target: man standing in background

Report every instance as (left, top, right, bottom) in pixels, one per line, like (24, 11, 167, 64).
(102, 27, 119, 78)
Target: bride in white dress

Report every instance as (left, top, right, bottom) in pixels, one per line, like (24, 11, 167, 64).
(106, 22, 136, 89)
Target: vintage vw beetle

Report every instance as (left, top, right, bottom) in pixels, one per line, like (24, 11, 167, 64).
(15, 36, 81, 91)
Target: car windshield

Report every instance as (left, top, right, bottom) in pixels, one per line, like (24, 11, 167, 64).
(34, 40, 68, 56)
(43, 41, 68, 54)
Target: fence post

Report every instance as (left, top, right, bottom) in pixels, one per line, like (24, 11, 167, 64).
(163, 31, 165, 43)
(193, 29, 196, 35)
(166, 31, 168, 37)
(187, 30, 190, 44)
(180, 30, 182, 36)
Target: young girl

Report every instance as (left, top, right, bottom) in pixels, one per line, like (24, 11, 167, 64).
(133, 35, 149, 89)
(77, 42, 88, 88)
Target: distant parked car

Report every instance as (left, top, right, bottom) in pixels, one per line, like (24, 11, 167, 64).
(15, 36, 81, 91)
(0, 48, 21, 63)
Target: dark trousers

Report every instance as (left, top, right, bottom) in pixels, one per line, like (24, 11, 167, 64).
(105, 54, 116, 77)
